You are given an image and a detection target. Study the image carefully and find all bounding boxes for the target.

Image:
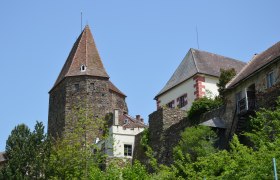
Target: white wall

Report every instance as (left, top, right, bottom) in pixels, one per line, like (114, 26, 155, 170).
(158, 74, 219, 110)
(158, 77, 196, 110)
(98, 126, 145, 158)
(204, 76, 219, 98)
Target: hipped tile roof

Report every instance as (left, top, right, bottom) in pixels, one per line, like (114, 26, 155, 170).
(52, 25, 109, 89)
(227, 41, 280, 88)
(155, 48, 246, 99)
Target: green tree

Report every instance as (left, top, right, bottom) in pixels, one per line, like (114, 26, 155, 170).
(1, 122, 50, 179)
(172, 126, 217, 179)
(217, 68, 236, 100)
(47, 104, 108, 179)
(245, 98, 280, 149)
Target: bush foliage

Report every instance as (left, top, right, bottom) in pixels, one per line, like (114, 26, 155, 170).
(187, 97, 222, 121)
(2, 98, 280, 179)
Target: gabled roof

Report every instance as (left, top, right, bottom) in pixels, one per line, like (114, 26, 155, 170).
(227, 41, 280, 88)
(155, 49, 246, 99)
(51, 25, 109, 90)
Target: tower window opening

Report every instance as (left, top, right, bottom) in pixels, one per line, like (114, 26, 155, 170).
(80, 65, 86, 72)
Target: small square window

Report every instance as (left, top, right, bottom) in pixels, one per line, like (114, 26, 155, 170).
(124, 144, 132, 156)
(167, 101, 174, 109)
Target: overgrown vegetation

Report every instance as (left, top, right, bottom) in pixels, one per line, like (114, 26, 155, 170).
(187, 97, 222, 122)
(2, 98, 280, 179)
(217, 68, 236, 100)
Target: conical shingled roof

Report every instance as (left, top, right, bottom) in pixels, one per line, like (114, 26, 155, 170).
(52, 25, 109, 89)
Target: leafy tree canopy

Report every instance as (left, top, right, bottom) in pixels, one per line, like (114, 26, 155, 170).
(217, 68, 236, 100)
(1, 122, 50, 179)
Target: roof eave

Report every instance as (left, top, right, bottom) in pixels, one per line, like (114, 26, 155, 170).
(49, 75, 110, 93)
(154, 72, 219, 100)
(227, 56, 280, 89)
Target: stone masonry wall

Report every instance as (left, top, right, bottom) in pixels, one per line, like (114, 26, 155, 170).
(133, 108, 188, 167)
(256, 83, 280, 109)
(223, 61, 280, 141)
(48, 76, 128, 138)
(109, 91, 128, 114)
(48, 80, 67, 138)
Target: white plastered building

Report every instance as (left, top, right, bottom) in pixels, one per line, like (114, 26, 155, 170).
(96, 109, 147, 159)
(155, 48, 246, 111)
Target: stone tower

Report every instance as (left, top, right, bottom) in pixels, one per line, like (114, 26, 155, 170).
(48, 25, 128, 137)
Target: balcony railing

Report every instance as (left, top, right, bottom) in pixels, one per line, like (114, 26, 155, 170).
(237, 97, 256, 114)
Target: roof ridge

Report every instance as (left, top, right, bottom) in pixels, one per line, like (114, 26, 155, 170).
(65, 29, 84, 77)
(226, 41, 280, 88)
(191, 48, 200, 72)
(85, 27, 88, 66)
(192, 48, 244, 63)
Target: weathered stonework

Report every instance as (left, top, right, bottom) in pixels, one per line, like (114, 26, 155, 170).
(133, 108, 189, 167)
(256, 83, 280, 109)
(48, 80, 67, 138)
(223, 60, 280, 140)
(48, 76, 128, 138)
(48, 26, 128, 138)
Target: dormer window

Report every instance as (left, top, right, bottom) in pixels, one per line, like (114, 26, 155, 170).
(80, 65, 86, 72)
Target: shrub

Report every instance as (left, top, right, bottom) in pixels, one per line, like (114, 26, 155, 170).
(188, 97, 222, 122)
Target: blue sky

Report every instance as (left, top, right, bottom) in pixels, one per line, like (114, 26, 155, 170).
(0, 1, 279, 151)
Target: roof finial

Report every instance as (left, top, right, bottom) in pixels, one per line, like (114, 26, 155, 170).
(196, 25, 200, 49)
(81, 11, 83, 32)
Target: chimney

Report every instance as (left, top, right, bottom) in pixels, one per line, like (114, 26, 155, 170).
(113, 109, 119, 126)
(136, 115, 141, 121)
(252, 53, 258, 59)
(140, 118, 144, 123)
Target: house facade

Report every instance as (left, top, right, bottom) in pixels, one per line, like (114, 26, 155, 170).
(97, 109, 147, 159)
(224, 41, 280, 137)
(155, 48, 246, 110)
